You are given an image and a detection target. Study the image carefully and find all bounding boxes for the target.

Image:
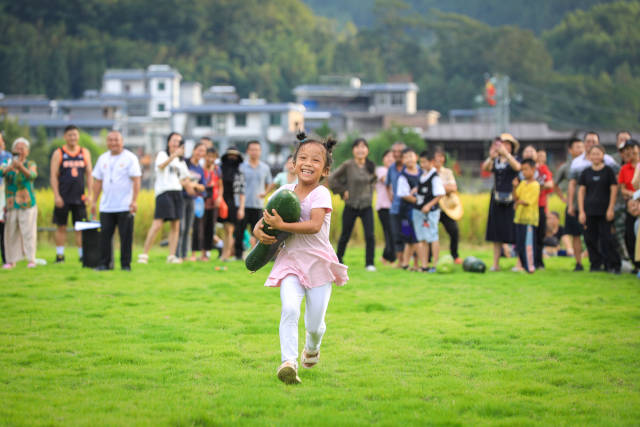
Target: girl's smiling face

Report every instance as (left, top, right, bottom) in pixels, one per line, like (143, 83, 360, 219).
(294, 142, 328, 185)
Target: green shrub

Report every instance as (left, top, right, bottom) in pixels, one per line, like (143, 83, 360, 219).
(34, 189, 568, 246)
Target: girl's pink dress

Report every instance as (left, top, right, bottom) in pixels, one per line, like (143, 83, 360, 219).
(265, 184, 349, 289)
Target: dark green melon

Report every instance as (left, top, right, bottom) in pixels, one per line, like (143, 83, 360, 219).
(262, 189, 301, 236)
(463, 256, 486, 273)
(245, 189, 301, 272)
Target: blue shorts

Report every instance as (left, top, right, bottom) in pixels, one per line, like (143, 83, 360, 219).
(412, 209, 440, 243)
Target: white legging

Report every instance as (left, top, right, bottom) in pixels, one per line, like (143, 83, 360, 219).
(279, 275, 332, 366)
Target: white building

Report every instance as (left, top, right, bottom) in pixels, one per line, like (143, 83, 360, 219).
(293, 77, 438, 136)
(172, 90, 305, 165)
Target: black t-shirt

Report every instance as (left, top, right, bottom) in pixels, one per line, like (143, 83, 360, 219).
(493, 158, 519, 192)
(578, 165, 616, 216)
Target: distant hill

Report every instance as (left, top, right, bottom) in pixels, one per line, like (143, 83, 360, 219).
(303, 0, 618, 33)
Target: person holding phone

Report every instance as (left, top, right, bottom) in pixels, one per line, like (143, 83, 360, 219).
(138, 132, 192, 264)
(482, 133, 522, 271)
(1, 137, 38, 269)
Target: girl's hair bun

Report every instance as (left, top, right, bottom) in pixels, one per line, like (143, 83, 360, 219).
(324, 137, 337, 152)
(296, 131, 308, 142)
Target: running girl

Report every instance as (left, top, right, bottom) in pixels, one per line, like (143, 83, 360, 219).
(254, 132, 348, 384)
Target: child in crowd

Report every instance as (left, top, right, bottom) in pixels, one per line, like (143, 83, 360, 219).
(254, 132, 348, 385)
(513, 158, 540, 273)
(268, 155, 297, 192)
(410, 151, 445, 272)
(578, 144, 620, 273)
(395, 148, 422, 270)
(543, 211, 573, 257)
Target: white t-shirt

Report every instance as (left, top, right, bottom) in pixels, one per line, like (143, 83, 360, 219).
(93, 149, 142, 213)
(154, 151, 189, 196)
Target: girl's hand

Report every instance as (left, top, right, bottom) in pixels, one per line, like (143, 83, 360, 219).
(253, 220, 277, 245)
(606, 208, 614, 222)
(263, 208, 284, 230)
(579, 212, 586, 226)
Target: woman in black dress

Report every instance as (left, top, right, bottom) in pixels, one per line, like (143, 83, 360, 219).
(219, 147, 245, 261)
(482, 133, 521, 271)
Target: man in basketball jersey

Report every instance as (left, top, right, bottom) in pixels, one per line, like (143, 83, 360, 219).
(50, 125, 93, 262)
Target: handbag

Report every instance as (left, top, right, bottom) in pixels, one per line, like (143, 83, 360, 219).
(493, 190, 513, 205)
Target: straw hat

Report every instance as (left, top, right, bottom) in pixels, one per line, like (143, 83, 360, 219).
(499, 133, 520, 154)
(439, 192, 464, 221)
(221, 146, 244, 162)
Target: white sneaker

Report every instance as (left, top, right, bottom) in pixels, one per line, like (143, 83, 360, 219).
(365, 265, 377, 272)
(137, 254, 149, 264)
(166, 255, 183, 264)
(277, 361, 301, 384)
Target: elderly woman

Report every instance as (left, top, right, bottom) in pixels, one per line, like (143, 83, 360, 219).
(0, 137, 38, 269)
(482, 133, 522, 271)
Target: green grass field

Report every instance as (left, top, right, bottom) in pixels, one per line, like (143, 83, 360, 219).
(1, 246, 639, 426)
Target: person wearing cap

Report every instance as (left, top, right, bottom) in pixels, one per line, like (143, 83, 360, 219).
(567, 131, 619, 271)
(138, 132, 193, 264)
(0, 137, 38, 269)
(220, 146, 245, 261)
(482, 133, 521, 271)
(0, 132, 13, 264)
(619, 138, 640, 272)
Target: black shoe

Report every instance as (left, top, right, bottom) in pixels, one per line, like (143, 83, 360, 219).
(55, 254, 65, 263)
(122, 266, 131, 271)
(94, 265, 110, 271)
(573, 263, 584, 272)
(589, 265, 603, 272)
(608, 268, 621, 275)
(79, 256, 83, 263)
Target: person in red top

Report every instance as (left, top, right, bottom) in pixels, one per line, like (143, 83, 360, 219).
(618, 139, 640, 271)
(192, 147, 223, 260)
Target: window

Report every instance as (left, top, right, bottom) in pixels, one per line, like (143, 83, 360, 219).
(213, 114, 226, 134)
(269, 113, 281, 126)
(157, 103, 166, 112)
(124, 84, 131, 93)
(21, 106, 30, 113)
(196, 114, 212, 127)
(158, 81, 166, 91)
(234, 113, 247, 127)
(391, 93, 404, 105)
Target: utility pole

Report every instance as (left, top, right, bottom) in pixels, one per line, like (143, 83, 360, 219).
(495, 74, 510, 134)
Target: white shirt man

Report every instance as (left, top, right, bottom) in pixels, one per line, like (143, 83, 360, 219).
(91, 131, 142, 271)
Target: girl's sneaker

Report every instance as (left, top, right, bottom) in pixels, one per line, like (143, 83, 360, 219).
(27, 262, 36, 268)
(277, 361, 301, 384)
(301, 349, 319, 369)
(2, 263, 14, 269)
(137, 254, 149, 264)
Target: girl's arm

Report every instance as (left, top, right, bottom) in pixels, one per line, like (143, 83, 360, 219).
(253, 219, 277, 245)
(263, 207, 327, 235)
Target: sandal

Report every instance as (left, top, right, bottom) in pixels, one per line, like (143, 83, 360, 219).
(277, 361, 301, 384)
(137, 254, 149, 264)
(301, 349, 319, 368)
